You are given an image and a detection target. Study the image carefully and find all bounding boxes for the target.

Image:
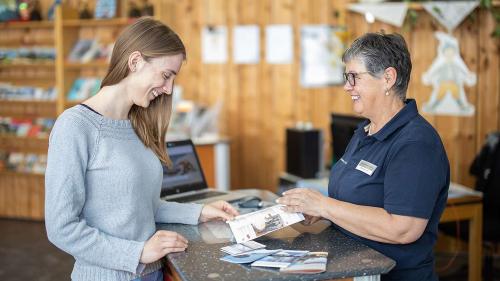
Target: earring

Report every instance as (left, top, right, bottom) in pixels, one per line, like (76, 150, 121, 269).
(385, 90, 390, 96)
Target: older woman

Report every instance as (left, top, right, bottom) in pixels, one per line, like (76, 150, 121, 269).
(278, 33, 449, 280)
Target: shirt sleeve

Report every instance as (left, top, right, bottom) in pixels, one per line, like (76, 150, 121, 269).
(383, 140, 448, 219)
(44, 113, 145, 274)
(154, 200, 203, 225)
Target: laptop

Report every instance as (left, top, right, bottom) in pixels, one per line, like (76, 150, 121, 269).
(160, 139, 247, 204)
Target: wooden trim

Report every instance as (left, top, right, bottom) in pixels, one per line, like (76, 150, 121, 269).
(0, 100, 57, 118)
(0, 136, 49, 154)
(0, 21, 54, 29)
(63, 18, 134, 27)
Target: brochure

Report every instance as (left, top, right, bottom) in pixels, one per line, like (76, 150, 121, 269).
(220, 241, 266, 256)
(251, 250, 309, 268)
(280, 252, 328, 274)
(227, 204, 304, 244)
(220, 249, 281, 264)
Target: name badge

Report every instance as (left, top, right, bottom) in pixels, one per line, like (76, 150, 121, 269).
(356, 160, 377, 176)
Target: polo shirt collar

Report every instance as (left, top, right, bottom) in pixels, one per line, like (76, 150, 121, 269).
(356, 99, 418, 141)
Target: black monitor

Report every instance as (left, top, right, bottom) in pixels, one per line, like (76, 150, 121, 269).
(330, 113, 366, 164)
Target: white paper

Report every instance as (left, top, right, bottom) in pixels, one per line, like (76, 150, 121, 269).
(227, 205, 304, 244)
(422, 1, 479, 32)
(202, 26, 228, 64)
(265, 25, 293, 64)
(348, 2, 409, 27)
(448, 182, 483, 199)
(233, 25, 260, 64)
(300, 25, 345, 88)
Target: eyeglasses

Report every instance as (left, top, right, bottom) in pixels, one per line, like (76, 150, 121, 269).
(343, 72, 370, 87)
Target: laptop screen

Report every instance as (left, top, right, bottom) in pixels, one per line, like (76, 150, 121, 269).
(161, 140, 208, 196)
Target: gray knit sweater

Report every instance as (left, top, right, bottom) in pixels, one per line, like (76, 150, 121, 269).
(45, 105, 203, 281)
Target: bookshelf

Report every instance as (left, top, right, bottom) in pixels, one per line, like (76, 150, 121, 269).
(0, 2, 160, 220)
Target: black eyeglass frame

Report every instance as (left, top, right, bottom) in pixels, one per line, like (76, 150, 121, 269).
(343, 71, 371, 87)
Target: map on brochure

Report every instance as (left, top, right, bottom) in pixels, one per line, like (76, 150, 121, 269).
(227, 205, 304, 244)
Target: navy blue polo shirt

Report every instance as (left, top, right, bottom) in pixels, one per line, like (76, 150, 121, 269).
(328, 99, 450, 281)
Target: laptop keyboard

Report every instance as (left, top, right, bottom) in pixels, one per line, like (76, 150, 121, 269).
(167, 191, 227, 203)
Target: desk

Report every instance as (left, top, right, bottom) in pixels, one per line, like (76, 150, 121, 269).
(440, 195, 483, 281)
(160, 189, 395, 281)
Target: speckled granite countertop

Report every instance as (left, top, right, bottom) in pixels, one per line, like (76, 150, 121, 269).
(157, 189, 396, 281)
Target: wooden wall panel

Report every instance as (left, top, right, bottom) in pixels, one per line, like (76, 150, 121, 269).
(160, 2, 500, 191)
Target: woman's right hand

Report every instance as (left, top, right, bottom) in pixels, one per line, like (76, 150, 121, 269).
(140, 230, 188, 264)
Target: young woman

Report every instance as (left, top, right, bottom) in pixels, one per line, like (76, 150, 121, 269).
(45, 18, 238, 281)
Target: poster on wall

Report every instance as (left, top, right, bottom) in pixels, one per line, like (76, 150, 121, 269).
(300, 25, 346, 88)
(265, 25, 293, 64)
(202, 26, 228, 64)
(233, 25, 260, 64)
(421, 32, 476, 116)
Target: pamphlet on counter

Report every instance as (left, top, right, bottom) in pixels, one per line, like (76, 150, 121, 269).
(219, 243, 328, 274)
(227, 204, 304, 244)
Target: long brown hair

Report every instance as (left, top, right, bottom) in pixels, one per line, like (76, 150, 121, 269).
(101, 17, 186, 166)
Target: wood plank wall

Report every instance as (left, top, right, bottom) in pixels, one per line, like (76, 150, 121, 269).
(158, 1, 499, 191)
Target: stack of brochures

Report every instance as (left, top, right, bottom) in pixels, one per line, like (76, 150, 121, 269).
(220, 242, 328, 274)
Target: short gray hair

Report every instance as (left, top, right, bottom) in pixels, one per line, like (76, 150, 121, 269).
(342, 32, 412, 100)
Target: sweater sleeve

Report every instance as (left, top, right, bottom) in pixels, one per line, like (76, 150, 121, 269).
(45, 112, 144, 274)
(154, 199, 203, 225)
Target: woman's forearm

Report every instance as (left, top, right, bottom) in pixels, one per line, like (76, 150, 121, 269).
(320, 197, 421, 244)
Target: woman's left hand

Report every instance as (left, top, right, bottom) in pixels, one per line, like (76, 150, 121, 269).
(199, 200, 240, 223)
(276, 188, 327, 217)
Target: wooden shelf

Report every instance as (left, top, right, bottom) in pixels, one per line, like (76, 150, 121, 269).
(0, 170, 44, 177)
(0, 100, 57, 118)
(0, 62, 55, 69)
(65, 61, 110, 69)
(0, 21, 54, 29)
(0, 136, 49, 154)
(0, 79, 55, 89)
(63, 18, 134, 27)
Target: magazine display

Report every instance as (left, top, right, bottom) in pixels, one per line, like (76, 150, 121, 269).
(227, 204, 304, 244)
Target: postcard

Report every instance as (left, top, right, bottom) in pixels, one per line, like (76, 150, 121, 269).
(220, 241, 266, 256)
(220, 249, 281, 264)
(227, 205, 304, 244)
(280, 252, 328, 274)
(251, 250, 309, 268)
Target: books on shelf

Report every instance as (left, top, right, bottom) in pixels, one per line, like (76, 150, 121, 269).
(0, 117, 54, 138)
(0, 151, 47, 174)
(0, 47, 56, 64)
(68, 39, 114, 63)
(94, 0, 117, 19)
(0, 83, 56, 101)
(67, 77, 101, 101)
